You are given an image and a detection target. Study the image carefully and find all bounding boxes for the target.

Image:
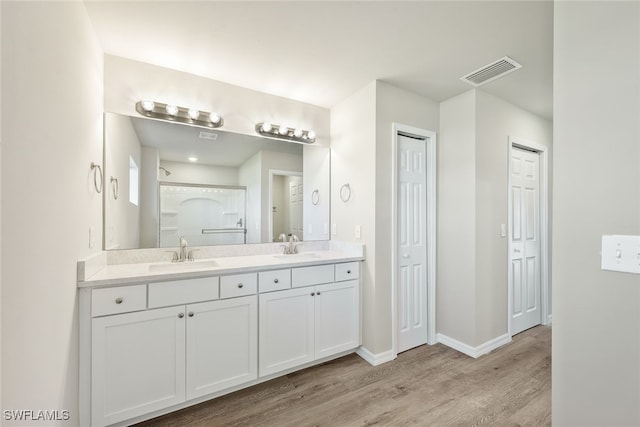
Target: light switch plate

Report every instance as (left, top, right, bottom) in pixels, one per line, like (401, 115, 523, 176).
(355, 225, 361, 239)
(332, 223, 337, 235)
(601, 235, 640, 274)
(500, 224, 507, 238)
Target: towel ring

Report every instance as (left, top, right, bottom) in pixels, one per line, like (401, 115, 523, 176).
(110, 176, 119, 200)
(340, 183, 351, 203)
(311, 189, 320, 206)
(90, 162, 103, 194)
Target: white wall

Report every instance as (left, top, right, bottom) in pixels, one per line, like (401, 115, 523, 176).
(437, 90, 477, 345)
(475, 90, 552, 344)
(437, 89, 552, 347)
(331, 80, 439, 355)
(159, 160, 239, 186)
(140, 146, 159, 248)
(104, 55, 330, 147)
(104, 113, 141, 249)
(303, 145, 330, 241)
(553, 2, 640, 425)
(375, 81, 440, 351)
(1, 2, 103, 424)
(331, 81, 378, 350)
(239, 151, 262, 244)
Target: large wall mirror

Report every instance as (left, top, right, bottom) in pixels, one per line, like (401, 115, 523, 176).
(103, 113, 330, 250)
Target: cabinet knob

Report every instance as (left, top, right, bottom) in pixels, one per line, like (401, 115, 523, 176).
(115, 298, 123, 304)
(188, 312, 194, 318)
(311, 292, 315, 296)
(274, 278, 279, 284)
(237, 283, 244, 288)
(347, 270, 351, 274)
(178, 313, 185, 318)
(317, 291, 321, 295)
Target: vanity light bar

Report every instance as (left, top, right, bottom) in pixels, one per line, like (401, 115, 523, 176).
(135, 100, 224, 129)
(255, 122, 316, 144)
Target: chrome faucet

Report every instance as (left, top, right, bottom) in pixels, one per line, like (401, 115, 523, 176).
(179, 236, 188, 262)
(281, 234, 301, 255)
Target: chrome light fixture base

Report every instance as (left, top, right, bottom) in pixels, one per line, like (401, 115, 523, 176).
(135, 101, 224, 128)
(255, 122, 316, 144)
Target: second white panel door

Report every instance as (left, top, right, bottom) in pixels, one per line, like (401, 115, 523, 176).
(510, 147, 542, 335)
(397, 134, 428, 353)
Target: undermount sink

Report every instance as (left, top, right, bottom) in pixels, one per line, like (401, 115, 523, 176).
(272, 253, 322, 261)
(148, 259, 219, 272)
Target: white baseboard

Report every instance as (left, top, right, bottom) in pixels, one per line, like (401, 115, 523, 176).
(356, 346, 396, 366)
(437, 333, 511, 359)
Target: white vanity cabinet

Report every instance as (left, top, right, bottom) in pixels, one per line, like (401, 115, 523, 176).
(81, 259, 360, 427)
(185, 295, 257, 400)
(91, 305, 187, 427)
(259, 263, 360, 376)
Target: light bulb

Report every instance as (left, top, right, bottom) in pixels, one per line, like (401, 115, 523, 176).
(209, 112, 221, 124)
(261, 123, 272, 133)
(293, 128, 303, 138)
(166, 104, 179, 116)
(279, 125, 289, 136)
(188, 109, 200, 120)
(307, 130, 316, 140)
(188, 156, 198, 162)
(141, 100, 155, 112)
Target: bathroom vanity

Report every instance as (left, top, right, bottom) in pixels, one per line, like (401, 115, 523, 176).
(78, 243, 363, 427)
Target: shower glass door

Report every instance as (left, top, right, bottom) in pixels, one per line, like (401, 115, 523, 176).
(159, 183, 247, 247)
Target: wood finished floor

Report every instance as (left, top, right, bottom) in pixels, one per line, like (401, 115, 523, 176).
(136, 326, 551, 427)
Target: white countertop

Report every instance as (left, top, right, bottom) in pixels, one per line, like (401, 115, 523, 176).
(78, 250, 364, 288)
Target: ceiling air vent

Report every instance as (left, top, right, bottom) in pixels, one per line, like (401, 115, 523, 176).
(461, 56, 522, 87)
(198, 131, 218, 141)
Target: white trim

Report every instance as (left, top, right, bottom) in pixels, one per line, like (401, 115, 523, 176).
(436, 333, 512, 359)
(268, 169, 303, 242)
(507, 137, 551, 337)
(356, 346, 396, 366)
(391, 123, 437, 359)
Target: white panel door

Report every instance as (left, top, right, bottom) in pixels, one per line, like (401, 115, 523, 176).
(92, 306, 186, 427)
(510, 147, 542, 334)
(186, 295, 257, 400)
(314, 280, 360, 359)
(259, 286, 314, 376)
(397, 135, 428, 353)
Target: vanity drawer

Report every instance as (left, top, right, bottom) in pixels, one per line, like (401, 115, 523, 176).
(335, 262, 360, 282)
(148, 277, 219, 308)
(92, 284, 147, 317)
(220, 273, 257, 299)
(291, 264, 334, 288)
(258, 269, 291, 293)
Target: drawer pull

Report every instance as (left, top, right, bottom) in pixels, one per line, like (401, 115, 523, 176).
(317, 291, 321, 295)
(115, 298, 123, 304)
(311, 292, 315, 296)
(178, 313, 185, 319)
(237, 283, 244, 289)
(188, 312, 194, 318)
(274, 278, 279, 284)
(347, 270, 352, 274)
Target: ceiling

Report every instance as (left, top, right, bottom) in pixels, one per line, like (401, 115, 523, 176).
(85, 1, 553, 120)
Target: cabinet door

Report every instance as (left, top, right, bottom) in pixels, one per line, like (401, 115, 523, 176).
(259, 287, 315, 376)
(186, 295, 258, 400)
(314, 280, 360, 359)
(92, 306, 186, 427)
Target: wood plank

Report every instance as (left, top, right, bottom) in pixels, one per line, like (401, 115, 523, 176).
(135, 326, 551, 427)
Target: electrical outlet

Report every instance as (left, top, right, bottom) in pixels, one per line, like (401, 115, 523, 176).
(332, 223, 337, 235)
(355, 225, 361, 239)
(308, 223, 313, 234)
(323, 224, 329, 235)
